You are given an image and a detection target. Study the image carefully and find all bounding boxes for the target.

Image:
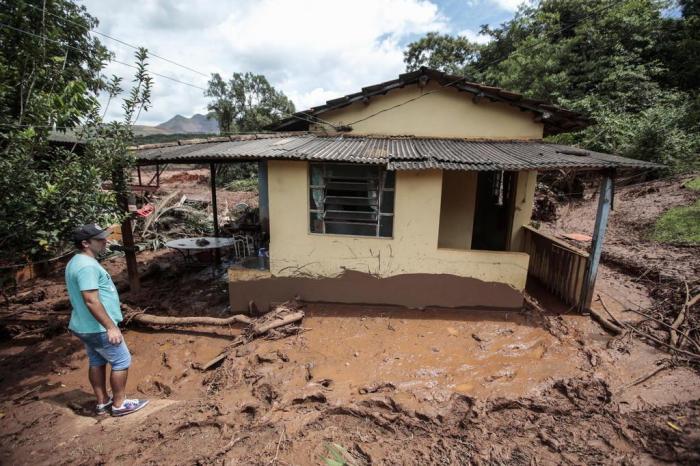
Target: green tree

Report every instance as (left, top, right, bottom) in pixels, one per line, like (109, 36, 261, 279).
(0, 1, 152, 266)
(403, 0, 700, 171)
(404, 32, 482, 74)
(205, 71, 295, 134)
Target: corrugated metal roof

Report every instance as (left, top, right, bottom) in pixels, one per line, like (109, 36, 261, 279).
(271, 67, 591, 136)
(133, 134, 662, 171)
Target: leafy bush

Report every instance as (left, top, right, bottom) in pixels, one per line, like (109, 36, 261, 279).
(0, 1, 152, 265)
(225, 178, 258, 192)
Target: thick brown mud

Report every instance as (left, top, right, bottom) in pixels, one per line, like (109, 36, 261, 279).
(2, 297, 700, 465)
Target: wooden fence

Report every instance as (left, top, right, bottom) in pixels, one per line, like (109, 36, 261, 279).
(523, 225, 590, 310)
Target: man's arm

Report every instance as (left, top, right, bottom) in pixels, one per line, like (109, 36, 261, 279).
(81, 290, 122, 344)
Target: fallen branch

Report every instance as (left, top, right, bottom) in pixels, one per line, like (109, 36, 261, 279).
(624, 306, 700, 353)
(523, 293, 547, 314)
(251, 311, 305, 336)
(131, 313, 252, 327)
(671, 283, 700, 348)
(615, 361, 672, 395)
(599, 295, 700, 360)
(589, 297, 623, 335)
(121, 303, 251, 328)
(198, 303, 305, 371)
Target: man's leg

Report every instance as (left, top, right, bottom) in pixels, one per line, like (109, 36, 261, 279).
(110, 369, 128, 408)
(103, 335, 132, 409)
(88, 365, 109, 405)
(75, 333, 110, 405)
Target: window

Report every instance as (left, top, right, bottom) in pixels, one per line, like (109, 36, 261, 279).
(309, 163, 395, 237)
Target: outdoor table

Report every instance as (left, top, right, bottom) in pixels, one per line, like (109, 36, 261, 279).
(165, 237, 237, 275)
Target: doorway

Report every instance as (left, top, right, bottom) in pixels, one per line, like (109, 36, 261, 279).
(471, 171, 517, 251)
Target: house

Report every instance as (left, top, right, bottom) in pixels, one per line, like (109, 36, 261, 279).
(134, 68, 659, 312)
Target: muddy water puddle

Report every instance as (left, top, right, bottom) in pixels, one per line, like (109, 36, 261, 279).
(298, 304, 585, 399)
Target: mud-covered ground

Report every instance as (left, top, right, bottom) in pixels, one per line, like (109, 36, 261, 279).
(539, 174, 700, 282)
(1, 172, 699, 465)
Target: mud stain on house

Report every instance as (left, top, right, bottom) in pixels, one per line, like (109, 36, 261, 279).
(229, 269, 524, 311)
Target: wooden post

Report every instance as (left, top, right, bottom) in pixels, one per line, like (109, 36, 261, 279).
(582, 172, 614, 310)
(210, 162, 220, 237)
(258, 160, 269, 235)
(121, 216, 140, 292)
(113, 168, 140, 292)
(210, 162, 220, 266)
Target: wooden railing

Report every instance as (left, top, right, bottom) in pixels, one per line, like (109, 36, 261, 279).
(523, 225, 590, 310)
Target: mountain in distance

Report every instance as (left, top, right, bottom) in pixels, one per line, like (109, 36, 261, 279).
(157, 113, 219, 133)
(132, 113, 219, 136)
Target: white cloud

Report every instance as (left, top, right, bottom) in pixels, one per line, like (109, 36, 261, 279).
(81, 0, 447, 125)
(458, 29, 492, 44)
(467, 0, 526, 12)
(492, 0, 524, 10)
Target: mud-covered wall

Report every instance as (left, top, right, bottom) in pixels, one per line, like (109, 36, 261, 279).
(267, 160, 531, 291)
(228, 269, 524, 311)
(310, 81, 544, 139)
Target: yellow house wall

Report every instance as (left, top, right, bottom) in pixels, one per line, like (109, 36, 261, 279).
(509, 170, 538, 252)
(312, 81, 544, 139)
(267, 160, 530, 291)
(437, 170, 477, 249)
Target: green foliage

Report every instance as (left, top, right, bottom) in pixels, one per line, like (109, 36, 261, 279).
(404, 32, 482, 74)
(403, 0, 700, 172)
(132, 132, 217, 145)
(685, 176, 700, 191)
(225, 177, 258, 193)
(651, 199, 700, 244)
(205, 72, 295, 134)
(216, 162, 258, 188)
(321, 443, 357, 466)
(0, 1, 152, 265)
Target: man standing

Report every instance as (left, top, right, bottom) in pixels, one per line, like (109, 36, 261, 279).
(65, 224, 148, 417)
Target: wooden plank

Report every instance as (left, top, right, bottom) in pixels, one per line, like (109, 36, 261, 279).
(582, 174, 613, 309)
(522, 225, 589, 257)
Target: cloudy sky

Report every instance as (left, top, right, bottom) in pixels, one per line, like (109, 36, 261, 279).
(81, 0, 524, 126)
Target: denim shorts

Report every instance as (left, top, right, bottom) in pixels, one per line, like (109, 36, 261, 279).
(72, 331, 132, 371)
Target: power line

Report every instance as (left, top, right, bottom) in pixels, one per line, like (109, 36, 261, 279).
(24, 2, 210, 79)
(343, 0, 629, 128)
(0, 22, 208, 91)
(0, 22, 328, 129)
(0, 22, 332, 130)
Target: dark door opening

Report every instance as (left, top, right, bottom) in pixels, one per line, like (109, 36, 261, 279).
(471, 171, 517, 251)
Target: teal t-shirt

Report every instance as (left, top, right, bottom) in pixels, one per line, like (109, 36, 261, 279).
(65, 253, 122, 333)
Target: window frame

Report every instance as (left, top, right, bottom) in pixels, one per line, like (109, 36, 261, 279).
(308, 162, 395, 238)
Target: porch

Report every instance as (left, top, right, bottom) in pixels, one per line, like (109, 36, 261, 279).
(131, 133, 659, 312)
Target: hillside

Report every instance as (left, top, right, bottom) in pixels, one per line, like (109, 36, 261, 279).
(156, 113, 219, 134)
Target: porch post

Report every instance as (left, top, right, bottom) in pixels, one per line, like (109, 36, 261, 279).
(258, 160, 269, 236)
(582, 171, 614, 310)
(210, 162, 220, 237)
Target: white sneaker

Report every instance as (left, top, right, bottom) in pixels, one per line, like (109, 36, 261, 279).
(111, 399, 149, 417)
(95, 397, 113, 416)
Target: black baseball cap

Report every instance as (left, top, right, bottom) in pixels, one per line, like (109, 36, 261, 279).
(71, 224, 112, 242)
